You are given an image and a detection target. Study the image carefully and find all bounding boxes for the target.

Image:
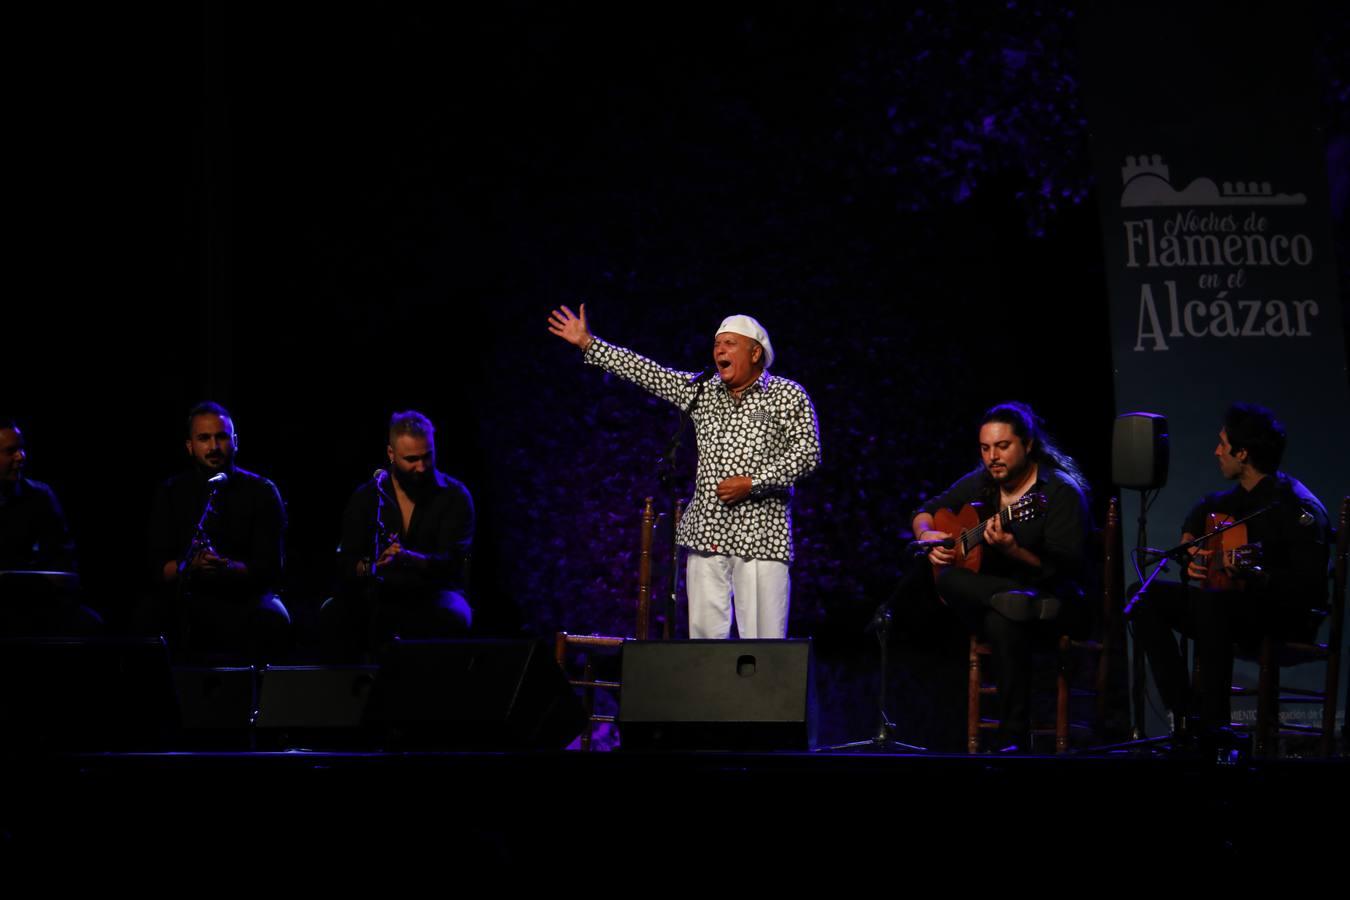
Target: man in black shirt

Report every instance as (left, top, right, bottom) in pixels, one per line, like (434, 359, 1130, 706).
(1, 418, 76, 571)
(911, 402, 1091, 751)
(322, 410, 473, 660)
(1132, 403, 1329, 736)
(0, 418, 100, 635)
(146, 402, 290, 662)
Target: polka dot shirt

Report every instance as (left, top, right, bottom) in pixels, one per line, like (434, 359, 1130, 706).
(585, 337, 821, 563)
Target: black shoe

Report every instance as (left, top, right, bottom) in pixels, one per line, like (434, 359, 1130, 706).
(989, 591, 1061, 622)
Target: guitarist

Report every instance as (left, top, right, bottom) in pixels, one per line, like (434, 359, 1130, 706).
(911, 401, 1091, 751)
(1133, 403, 1329, 738)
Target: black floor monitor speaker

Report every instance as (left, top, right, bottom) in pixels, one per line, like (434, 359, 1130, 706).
(174, 666, 257, 729)
(256, 665, 377, 729)
(249, 665, 379, 749)
(1112, 412, 1169, 490)
(1, 637, 179, 751)
(364, 639, 586, 750)
(619, 640, 816, 751)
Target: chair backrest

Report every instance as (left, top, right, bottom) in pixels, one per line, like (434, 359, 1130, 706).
(1327, 497, 1348, 740)
(1333, 497, 1347, 610)
(553, 496, 664, 750)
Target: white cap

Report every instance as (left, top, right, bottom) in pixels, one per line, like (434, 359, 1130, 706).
(716, 314, 774, 369)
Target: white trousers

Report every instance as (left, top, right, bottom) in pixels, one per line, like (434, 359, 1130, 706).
(686, 551, 790, 639)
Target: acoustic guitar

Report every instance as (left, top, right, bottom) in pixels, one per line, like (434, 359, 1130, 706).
(928, 492, 1049, 576)
(1195, 512, 1263, 591)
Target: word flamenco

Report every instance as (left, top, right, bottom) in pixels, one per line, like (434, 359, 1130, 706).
(1124, 218, 1314, 270)
(1132, 281, 1318, 351)
(1124, 216, 1319, 351)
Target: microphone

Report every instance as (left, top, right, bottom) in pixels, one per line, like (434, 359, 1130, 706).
(205, 472, 228, 490)
(907, 538, 954, 555)
(688, 366, 717, 385)
(372, 468, 388, 486)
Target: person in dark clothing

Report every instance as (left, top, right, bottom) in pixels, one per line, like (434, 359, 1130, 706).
(145, 402, 290, 662)
(322, 410, 473, 660)
(1, 419, 76, 571)
(911, 402, 1092, 751)
(0, 418, 101, 635)
(1131, 403, 1329, 737)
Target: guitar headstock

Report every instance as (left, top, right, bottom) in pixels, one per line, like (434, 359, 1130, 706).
(1007, 492, 1049, 523)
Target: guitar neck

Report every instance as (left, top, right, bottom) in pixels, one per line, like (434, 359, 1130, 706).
(959, 507, 1009, 552)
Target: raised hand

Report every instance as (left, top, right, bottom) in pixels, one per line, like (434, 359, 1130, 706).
(547, 303, 593, 350)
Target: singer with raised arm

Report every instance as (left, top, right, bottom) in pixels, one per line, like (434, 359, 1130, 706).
(1131, 403, 1330, 742)
(547, 304, 820, 639)
(910, 401, 1091, 751)
(322, 410, 474, 661)
(145, 402, 290, 662)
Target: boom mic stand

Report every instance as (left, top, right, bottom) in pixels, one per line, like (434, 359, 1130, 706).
(657, 370, 710, 640)
(175, 473, 227, 658)
(1099, 503, 1275, 755)
(823, 545, 931, 753)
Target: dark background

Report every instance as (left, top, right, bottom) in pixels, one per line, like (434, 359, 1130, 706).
(10, 2, 1348, 749)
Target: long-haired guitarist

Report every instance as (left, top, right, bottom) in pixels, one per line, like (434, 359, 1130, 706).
(910, 401, 1091, 752)
(1132, 403, 1330, 741)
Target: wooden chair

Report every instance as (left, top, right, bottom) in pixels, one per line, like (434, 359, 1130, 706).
(1217, 495, 1346, 758)
(967, 496, 1124, 753)
(554, 496, 672, 750)
(552, 633, 624, 751)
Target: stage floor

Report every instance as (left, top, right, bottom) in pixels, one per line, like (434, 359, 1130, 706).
(6, 748, 1345, 873)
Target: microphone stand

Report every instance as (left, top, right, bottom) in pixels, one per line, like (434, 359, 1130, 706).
(175, 474, 226, 657)
(179, 477, 226, 577)
(1124, 505, 1273, 618)
(364, 470, 394, 655)
(372, 471, 392, 580)
(823, 544, 931, 753)
(1099, 502, 1277, 755)
(657, 369, 710, 640)
(1127, 488, 1154, 742)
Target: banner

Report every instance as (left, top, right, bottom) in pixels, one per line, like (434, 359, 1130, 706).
(1082, 3, 1349, 736)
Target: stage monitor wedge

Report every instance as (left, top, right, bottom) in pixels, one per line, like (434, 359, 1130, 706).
(619, 639, 817, 751)
(364, 639, 586, 750)
(1, 637, 179, 751)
